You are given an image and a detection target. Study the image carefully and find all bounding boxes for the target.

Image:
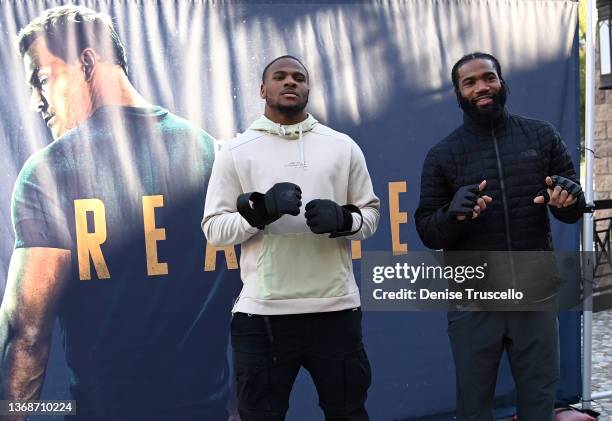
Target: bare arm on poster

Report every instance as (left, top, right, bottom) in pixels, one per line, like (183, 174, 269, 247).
(0, 247, 70, 418)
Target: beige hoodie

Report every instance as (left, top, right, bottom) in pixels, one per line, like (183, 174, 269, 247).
(202, 115, 380, 315)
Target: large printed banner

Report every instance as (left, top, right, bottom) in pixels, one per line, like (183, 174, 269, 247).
(0, 1, 580, 420)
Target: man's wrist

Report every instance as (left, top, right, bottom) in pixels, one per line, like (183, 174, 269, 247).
(329, 204, 362, 238)
(441, 204, 466, 224)
(240, 215, 260, 233)
(340, 206, 353, 232)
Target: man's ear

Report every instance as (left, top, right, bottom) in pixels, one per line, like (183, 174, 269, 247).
(500, 79, 510, 95)
(454, 88, 462, 108)
(80, 48, 97, 82)
(260, 83, 266, 100)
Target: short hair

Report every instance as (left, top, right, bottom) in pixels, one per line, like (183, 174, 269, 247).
(451, 52, 504, 90)
(261, 55, 309, 83)
(17, 5, 128, 75)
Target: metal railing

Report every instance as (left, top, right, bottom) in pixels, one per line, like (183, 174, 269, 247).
(593, 200, 612, 312)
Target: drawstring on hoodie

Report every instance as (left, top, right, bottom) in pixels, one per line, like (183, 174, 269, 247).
(275, 122, 305, 166)
(298, 124, 305, 166)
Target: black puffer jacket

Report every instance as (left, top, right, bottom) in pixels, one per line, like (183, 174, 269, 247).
(415, 111, 584, 251)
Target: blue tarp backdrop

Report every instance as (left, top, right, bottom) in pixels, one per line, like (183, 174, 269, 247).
(0, 1, 580, 420)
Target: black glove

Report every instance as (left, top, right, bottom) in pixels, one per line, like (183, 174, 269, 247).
(536, 175, 584, 204)
(305, 199, 358, 237)
(447, 184, 480, 217)
(237, 182, 302, 229)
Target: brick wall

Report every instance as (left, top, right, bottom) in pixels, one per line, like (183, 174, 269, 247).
(595, 87, 612, 200)
(594, 36, 612, 237)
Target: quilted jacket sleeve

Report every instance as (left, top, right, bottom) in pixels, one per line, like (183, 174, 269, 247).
(546, 128, 585, 224)
(414, 147, 466, 250)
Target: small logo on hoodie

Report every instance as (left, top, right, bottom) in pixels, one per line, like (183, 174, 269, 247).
(285, 161, 308, 169)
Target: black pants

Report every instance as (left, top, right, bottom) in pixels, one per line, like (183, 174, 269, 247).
(448, 311, 559, 421)
(230, 309, 371, 421)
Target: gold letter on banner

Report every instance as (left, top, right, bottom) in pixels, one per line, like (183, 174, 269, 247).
(204, 244, 239, 271)
(74, 199, 110, 280)
(143, 195, 168, 276)
(351, 241, 362, 259)
(389, 181, 408, 255)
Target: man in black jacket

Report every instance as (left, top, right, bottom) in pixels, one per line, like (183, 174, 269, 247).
(414, 52, 584, 421)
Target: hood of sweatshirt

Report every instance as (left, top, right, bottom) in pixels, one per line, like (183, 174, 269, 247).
(248, 114, 318, 166)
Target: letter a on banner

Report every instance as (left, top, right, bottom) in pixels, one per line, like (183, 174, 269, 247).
(204, 244, 238, 271)
(74, 198, 110, 280)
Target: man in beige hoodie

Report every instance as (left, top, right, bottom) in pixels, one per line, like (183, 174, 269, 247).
(202, 55, 380, 420)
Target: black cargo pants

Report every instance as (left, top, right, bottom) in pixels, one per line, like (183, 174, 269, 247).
(230, 308, 371, 421)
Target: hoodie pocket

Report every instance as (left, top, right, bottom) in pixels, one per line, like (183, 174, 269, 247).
(256, 233, 350, 300)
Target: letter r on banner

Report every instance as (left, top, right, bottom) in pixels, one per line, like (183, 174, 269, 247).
(74, 198, 110, 280)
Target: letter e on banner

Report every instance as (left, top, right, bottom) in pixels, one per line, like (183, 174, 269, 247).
(389, 181, 408, 255)
(143, 195, 168, 276)
(351, 240, 361, 259)
(74, 198, 110, 280)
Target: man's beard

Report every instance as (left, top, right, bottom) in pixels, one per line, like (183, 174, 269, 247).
(266, 93, 308, 117)
(458, 84, 507, 126)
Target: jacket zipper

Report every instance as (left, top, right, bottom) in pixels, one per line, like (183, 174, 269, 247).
(491, 128, 512, 251)
(491, 127, 517, 297)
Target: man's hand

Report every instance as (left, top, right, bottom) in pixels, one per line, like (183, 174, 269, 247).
(533, 176, 582, 208)
(237, 182, 302, 229)
(304, 199, 353, 237)
(264, 182, 302, 218)
(448, 180, 493, 221)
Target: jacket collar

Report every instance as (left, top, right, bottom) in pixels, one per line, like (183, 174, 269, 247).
(462, 108, 510, 136)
